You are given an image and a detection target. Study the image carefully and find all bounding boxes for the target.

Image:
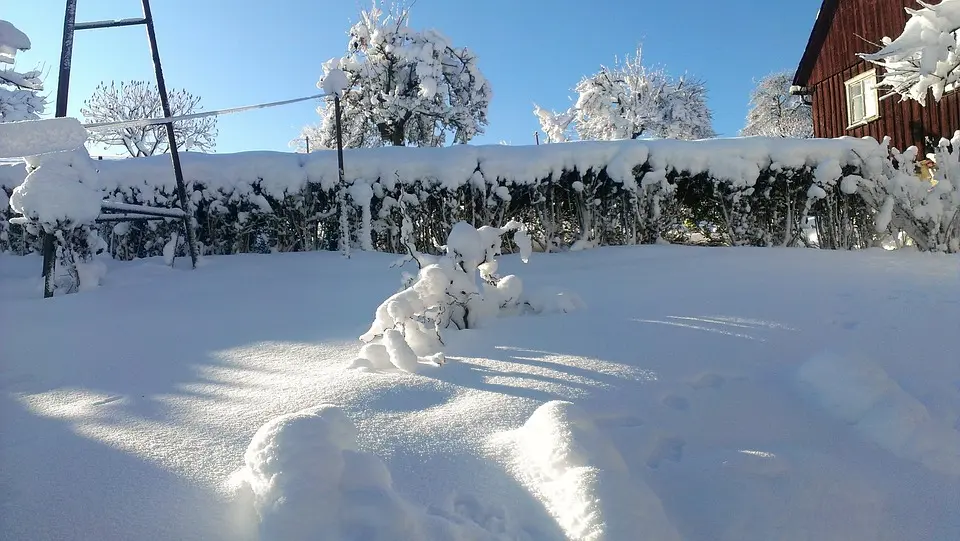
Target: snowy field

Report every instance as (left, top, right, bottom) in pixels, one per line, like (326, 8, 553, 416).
(1, 246, 959, 540)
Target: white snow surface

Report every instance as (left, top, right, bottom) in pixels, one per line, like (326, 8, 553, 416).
(0, 117, 89, 159)
(1, 246, 958, 540)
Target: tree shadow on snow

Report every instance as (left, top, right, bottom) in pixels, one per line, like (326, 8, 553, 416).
(0, 393, 258, 541)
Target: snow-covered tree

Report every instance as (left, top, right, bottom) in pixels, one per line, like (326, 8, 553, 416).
(311, 3, 492, 148)
(81, 81, 217, 157)
(534, 46, 715, 142)
(741, 71, 813, 138)
(859, 0, 960, 105)
(0, 19, 45, 123)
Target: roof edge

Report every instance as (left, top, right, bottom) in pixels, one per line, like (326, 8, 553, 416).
(793, 0, 840, 87)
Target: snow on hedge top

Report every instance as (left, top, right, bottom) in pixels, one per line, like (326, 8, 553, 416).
(9, 148, 103, 226)
(0, 118, 90, 159)
(860, 0, 960, 105)
(0, 20, 31, 65)
(0, 137, 886, 199)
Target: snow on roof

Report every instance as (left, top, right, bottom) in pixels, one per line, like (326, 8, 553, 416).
(0, 20, 31, 65)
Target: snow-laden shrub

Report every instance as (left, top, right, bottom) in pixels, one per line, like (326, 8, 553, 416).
(9, 148, 106, 292)
(352, 219, 554, 373)
(1, 136, 940, 255)
(853, 132, 960, 253)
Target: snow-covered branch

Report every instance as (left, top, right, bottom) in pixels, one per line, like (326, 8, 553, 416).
(741, 71, 813, 138)
(81, 81, 218, 157)
(533, 46, 715, 143)
(309, 3, 492, 149)
(859, 0, 960, 105)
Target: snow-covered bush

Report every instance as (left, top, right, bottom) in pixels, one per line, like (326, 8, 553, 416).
(854, 132, 960, 252)
(0, 136, 913, 256)
(9, 147, 107, 292)
(352, 219, 541, 373)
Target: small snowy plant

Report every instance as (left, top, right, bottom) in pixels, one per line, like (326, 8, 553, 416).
(351, 219, 539, 373)
(10, 147, 107, 292)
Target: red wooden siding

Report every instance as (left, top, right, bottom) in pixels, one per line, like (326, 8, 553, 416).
(803, 0, 960, 153)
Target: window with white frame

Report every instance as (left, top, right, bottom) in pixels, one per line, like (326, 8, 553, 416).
(844, 69, 879, 128)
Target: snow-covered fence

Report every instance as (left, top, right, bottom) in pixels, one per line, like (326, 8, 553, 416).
(2, 136, 957, 256)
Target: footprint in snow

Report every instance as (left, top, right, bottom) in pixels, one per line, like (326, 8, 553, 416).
(661, 394, 690, 411)
(593, 412, 644, 429)
(647, 435, 685, 468)
(689, 372, 725, 390)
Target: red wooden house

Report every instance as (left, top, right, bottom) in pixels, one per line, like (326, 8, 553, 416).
(792, 0, 960, 154)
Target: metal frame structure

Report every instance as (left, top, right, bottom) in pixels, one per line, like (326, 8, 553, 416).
(43, 0, 199, 297)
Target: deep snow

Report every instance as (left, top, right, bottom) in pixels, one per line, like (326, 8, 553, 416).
(1, 246, 959, 540)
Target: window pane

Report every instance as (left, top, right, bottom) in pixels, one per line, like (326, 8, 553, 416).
(850, 81, 863, 99)
(852, 95, 865, 122)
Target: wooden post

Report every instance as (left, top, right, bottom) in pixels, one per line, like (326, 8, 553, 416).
(141, 0, 199, 269)
(42, 0, 81, 298)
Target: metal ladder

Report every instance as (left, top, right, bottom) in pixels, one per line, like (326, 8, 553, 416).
(43, 0, 199, 297)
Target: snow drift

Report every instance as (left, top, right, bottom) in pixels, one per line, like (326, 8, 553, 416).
(231, 404, 531, 541)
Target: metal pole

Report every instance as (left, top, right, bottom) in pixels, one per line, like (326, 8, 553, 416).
(42, 0, 80, 298)
(141, 0, 198, 269)
(334, 95, 350, 256)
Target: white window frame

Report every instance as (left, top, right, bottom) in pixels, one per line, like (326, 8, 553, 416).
(844, 69, 880, 129)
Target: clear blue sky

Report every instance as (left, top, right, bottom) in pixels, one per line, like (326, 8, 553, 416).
(7, 0, 823, 154)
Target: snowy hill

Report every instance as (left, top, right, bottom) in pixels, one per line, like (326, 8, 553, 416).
(1, 246, 958, 540)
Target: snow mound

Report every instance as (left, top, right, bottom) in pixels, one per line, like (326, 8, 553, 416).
(0, 19, 31, 64)
(321, 59, 350, 98)
(9, 148, 102, 226)
(232, 404, 527, 541)
(798, 352, 960, 475)
(497, 401, 681, 541)
(0, 117, 89, 159)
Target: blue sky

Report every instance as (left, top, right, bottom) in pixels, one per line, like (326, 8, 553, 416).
(7, 0, 823, 154)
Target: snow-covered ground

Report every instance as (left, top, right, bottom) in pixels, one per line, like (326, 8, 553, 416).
(1, 246, 959, 540)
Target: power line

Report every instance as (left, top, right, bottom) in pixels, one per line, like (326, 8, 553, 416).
(83, 91, 330, 131)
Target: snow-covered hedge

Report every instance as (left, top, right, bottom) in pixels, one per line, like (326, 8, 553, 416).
(2, 136, 957, 256)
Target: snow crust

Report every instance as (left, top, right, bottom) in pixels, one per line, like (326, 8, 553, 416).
(0, 117, 89, 159)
